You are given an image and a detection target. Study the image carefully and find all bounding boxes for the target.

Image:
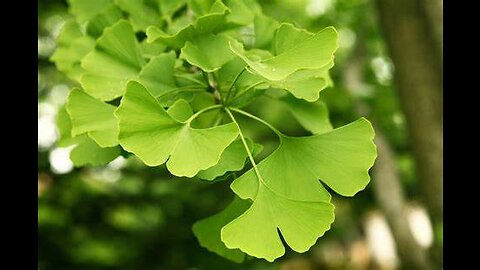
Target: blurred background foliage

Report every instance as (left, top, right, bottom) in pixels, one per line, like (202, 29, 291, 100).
(38, 0, 442, 269)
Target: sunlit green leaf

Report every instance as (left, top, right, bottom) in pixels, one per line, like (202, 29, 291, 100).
(115, 81, 239, 177)
(281, 95, 333, 134)
(86, 4, 123, 38)
(67, 0, 113, 23)
(66, 89, 119, 147)
(114, 0, 161, 32)
(81, 20, 145, 101)
(50, 21, 95, 81)
(70, 136, 121, 166)
(193, 196, 250, 262)
(229, 26, 338, 81)
(222, 118, 376, 261)
(181, 34, 235, 72)
(197, 139, 254, 181)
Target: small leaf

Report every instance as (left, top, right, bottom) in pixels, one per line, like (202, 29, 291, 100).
(115, 81, 239, 177)
(138, 51, 177, 97)
(56, 105, 83, 147)
(81, 20, 145, 101)
(166, 99, 194, 122)
(70, 136, 122, 166)
(229, 26, 338, 81)
(197, 139, 255, 181)
(67, 0, 113, 23)
(146, 0, 230, 48)
(114, 0, 161, 32)
(50, 21, 95, 81)
(193, 196, 250, 262)
(181, 34, 236, 72)
(281, 95, 333, 134)
(86, 4, 123, 38)
(66, 89, 119, 147)
(253, 14, 279, 49)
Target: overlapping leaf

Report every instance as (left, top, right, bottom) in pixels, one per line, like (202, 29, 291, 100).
(181, 34, 236, 72)
(193, 196, 250, 262)
(229, 26, 338, 81)
(115, 81, 239, 177)
(221, 118, 377, 261)
(81, 20, 145, 101)
(50, 21, 95, 81)
(66, 89, 119, 147)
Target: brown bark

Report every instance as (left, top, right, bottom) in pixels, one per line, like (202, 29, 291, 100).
(344, 37, 431, 270)
(372, 131, 431, 270)
(375, 0, 443, 227)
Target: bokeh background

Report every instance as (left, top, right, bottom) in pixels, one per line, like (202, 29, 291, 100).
(38, 0, 443, 269)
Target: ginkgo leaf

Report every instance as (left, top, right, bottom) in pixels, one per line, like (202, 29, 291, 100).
(224, 0, 260, 25)
(146, 0, 229, 48)
(229, 26, 338, 81)
(138, 51, 177, 97)
(221, 185, 335, 262)
(50, 21, 95, 81)
(56, 105, 83, 147)
(197, 139, 254, 181)
(160, 0, 188, 17)
(81, 20, 145, 101)
(86, 4, 123, 38)
(67, 0, 112, 23)
(166, 99, 194, 122)
(66, 89, 119, 147)
(115, 81, 239, 177)
(193, 196, 250, 263)
(281, 95, 333, 134)
(273, 23, 313, 55)
(70, 136, 122, 166)
(188, 0, 215, 16)
(181, 34, 236, 72)
(114, 0, 161, 32)
(221, 118, 376, 261)
(253, 14, 279, 49)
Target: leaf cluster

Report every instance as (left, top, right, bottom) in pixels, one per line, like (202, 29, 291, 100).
(51, 0, 376, 262)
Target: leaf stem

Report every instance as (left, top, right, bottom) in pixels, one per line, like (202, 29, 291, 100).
(225, 67, 247, 103)
(225, 108, 264, 183)
(187, 104, 223, 124)
(229, 107, 283, 137)
(226, 81, 265, 105)
(155, 86, 206, 99)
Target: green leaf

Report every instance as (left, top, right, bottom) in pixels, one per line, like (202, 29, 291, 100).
(146, 0, 230, 48)
(86, 4, 123, 38)
(66, 89, 119, 147)
(269, 61, 334, 101)
(222, 185, 334, 262)
(281, 95, 333, 134)
(114, 0, 161, 32)
(56, 105, 83, 147)
(229, 26, 338, 81)
(115, 81, 239, 177)
(273, 23, 313, 55)
(70, 136, 122, 166)
(67, 0, 113, 23)
(193, 196, 250, 263)
(188, 0, 215, 16)
(81, 20, 145, 101)
(197, 139, 254, 181)
(138, 51, 177, 97)
(50, 21, 95, 81)
(221, 118, 376, 261)
(160, 0, 188, 17)
(166, 99, 194, 122)
(253, 14, 279, 49)
(181, 34, 236, 72)
(224, 0, 260, 25)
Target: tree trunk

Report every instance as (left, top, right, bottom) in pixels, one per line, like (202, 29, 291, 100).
(375, 0, 443, 230)
(372, 131, 431, 270)
(343, 35, 432, 270)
